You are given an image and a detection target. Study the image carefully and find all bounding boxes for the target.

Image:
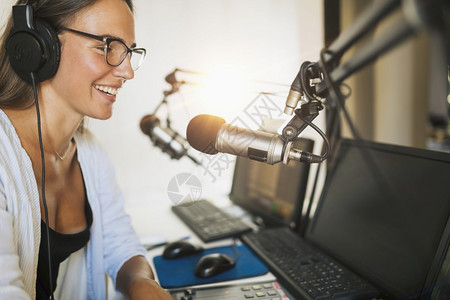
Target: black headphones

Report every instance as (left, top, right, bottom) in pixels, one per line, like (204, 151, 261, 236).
(5, 5, 61, 84)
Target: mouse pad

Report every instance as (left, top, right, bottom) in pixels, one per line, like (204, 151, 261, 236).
(153, 244, 268, 288)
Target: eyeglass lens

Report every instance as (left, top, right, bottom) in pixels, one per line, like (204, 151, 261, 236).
(107, 40, 145, 70)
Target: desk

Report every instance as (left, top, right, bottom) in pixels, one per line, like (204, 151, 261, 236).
(107, 194, 277, 299)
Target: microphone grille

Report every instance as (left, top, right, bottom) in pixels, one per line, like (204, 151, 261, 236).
(186, 114, 225, 154)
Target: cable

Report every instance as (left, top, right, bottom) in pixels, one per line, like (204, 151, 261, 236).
(339, 82, 352, 98)
(287, 62, 331, 162)
(319, 49, 362, 141)
(299, 62, 314, 100)
(300, 62, 324, 102)
(296, 111, 331, 162)
(299, 51, 353, 235)
(318, 48, 400, 203)
(31, 72, 55, 300)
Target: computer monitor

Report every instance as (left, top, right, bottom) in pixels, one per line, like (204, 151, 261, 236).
(229, 137, 314, 230)
(306, 138, 450, 298)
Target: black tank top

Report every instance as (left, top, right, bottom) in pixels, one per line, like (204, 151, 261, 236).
(35, 198, 93, 299)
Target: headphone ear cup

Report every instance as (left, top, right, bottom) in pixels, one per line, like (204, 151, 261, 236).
(33, 19, 61, 82)
(5, 5, 61, 84)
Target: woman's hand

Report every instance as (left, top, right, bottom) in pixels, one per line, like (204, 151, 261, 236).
(127, 277, 173, 300)
(116, 255, 173, 300)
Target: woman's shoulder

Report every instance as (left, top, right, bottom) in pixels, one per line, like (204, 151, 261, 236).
(0, 109, 33, 177)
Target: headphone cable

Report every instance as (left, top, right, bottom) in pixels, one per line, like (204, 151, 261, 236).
(31, 72, 55, 300)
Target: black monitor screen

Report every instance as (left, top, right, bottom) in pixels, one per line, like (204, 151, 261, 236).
(306, 139, 450, 298)
(230, 138, 314, 229)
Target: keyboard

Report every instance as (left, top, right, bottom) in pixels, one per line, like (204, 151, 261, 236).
(171, 199, 253, 242)
(241, 227, 380, 300)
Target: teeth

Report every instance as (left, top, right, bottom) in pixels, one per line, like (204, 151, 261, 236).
(93, 84, 120, 95)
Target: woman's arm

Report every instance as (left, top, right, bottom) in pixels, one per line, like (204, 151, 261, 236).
(116, 255, 173, 300)
(78, 132, 172, 299)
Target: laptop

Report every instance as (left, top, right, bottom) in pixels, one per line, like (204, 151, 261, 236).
(242, 138, 450, 299)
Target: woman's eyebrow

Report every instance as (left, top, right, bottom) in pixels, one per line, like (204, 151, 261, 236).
(105, 34, 137, 48)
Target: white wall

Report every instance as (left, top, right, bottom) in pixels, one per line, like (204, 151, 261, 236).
(1, 1, 324, 228)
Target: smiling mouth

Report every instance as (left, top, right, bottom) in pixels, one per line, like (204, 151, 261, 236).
(93, 84, 120, 96)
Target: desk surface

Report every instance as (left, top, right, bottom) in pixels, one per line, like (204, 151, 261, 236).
(107, 194, 275, 299)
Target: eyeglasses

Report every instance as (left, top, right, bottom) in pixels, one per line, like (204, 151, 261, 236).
(62, 28, 147, 71)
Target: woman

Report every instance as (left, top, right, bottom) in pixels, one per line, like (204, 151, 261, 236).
(0, 0, 172, 299)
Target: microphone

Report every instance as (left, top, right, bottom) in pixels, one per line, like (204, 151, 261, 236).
(140, 114, 199, 164)
(186, 114, 324, 164)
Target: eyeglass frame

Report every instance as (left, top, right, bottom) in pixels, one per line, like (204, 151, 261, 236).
(61, 27, 147, 70)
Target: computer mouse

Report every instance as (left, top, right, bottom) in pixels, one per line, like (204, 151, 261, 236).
(194, 253, 236, 278)
(162, 240, 203, 259)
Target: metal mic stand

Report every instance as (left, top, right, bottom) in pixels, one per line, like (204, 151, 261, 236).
(146, 71, 201, 165)
(293, 0, 448, 236)
(316, 0, 448, 95)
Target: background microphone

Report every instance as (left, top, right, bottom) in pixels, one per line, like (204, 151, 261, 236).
(186, 114, 323, 164)
(140, 114, 200, 164)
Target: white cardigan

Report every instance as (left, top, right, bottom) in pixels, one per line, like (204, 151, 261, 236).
(0, 110, 146, 299)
